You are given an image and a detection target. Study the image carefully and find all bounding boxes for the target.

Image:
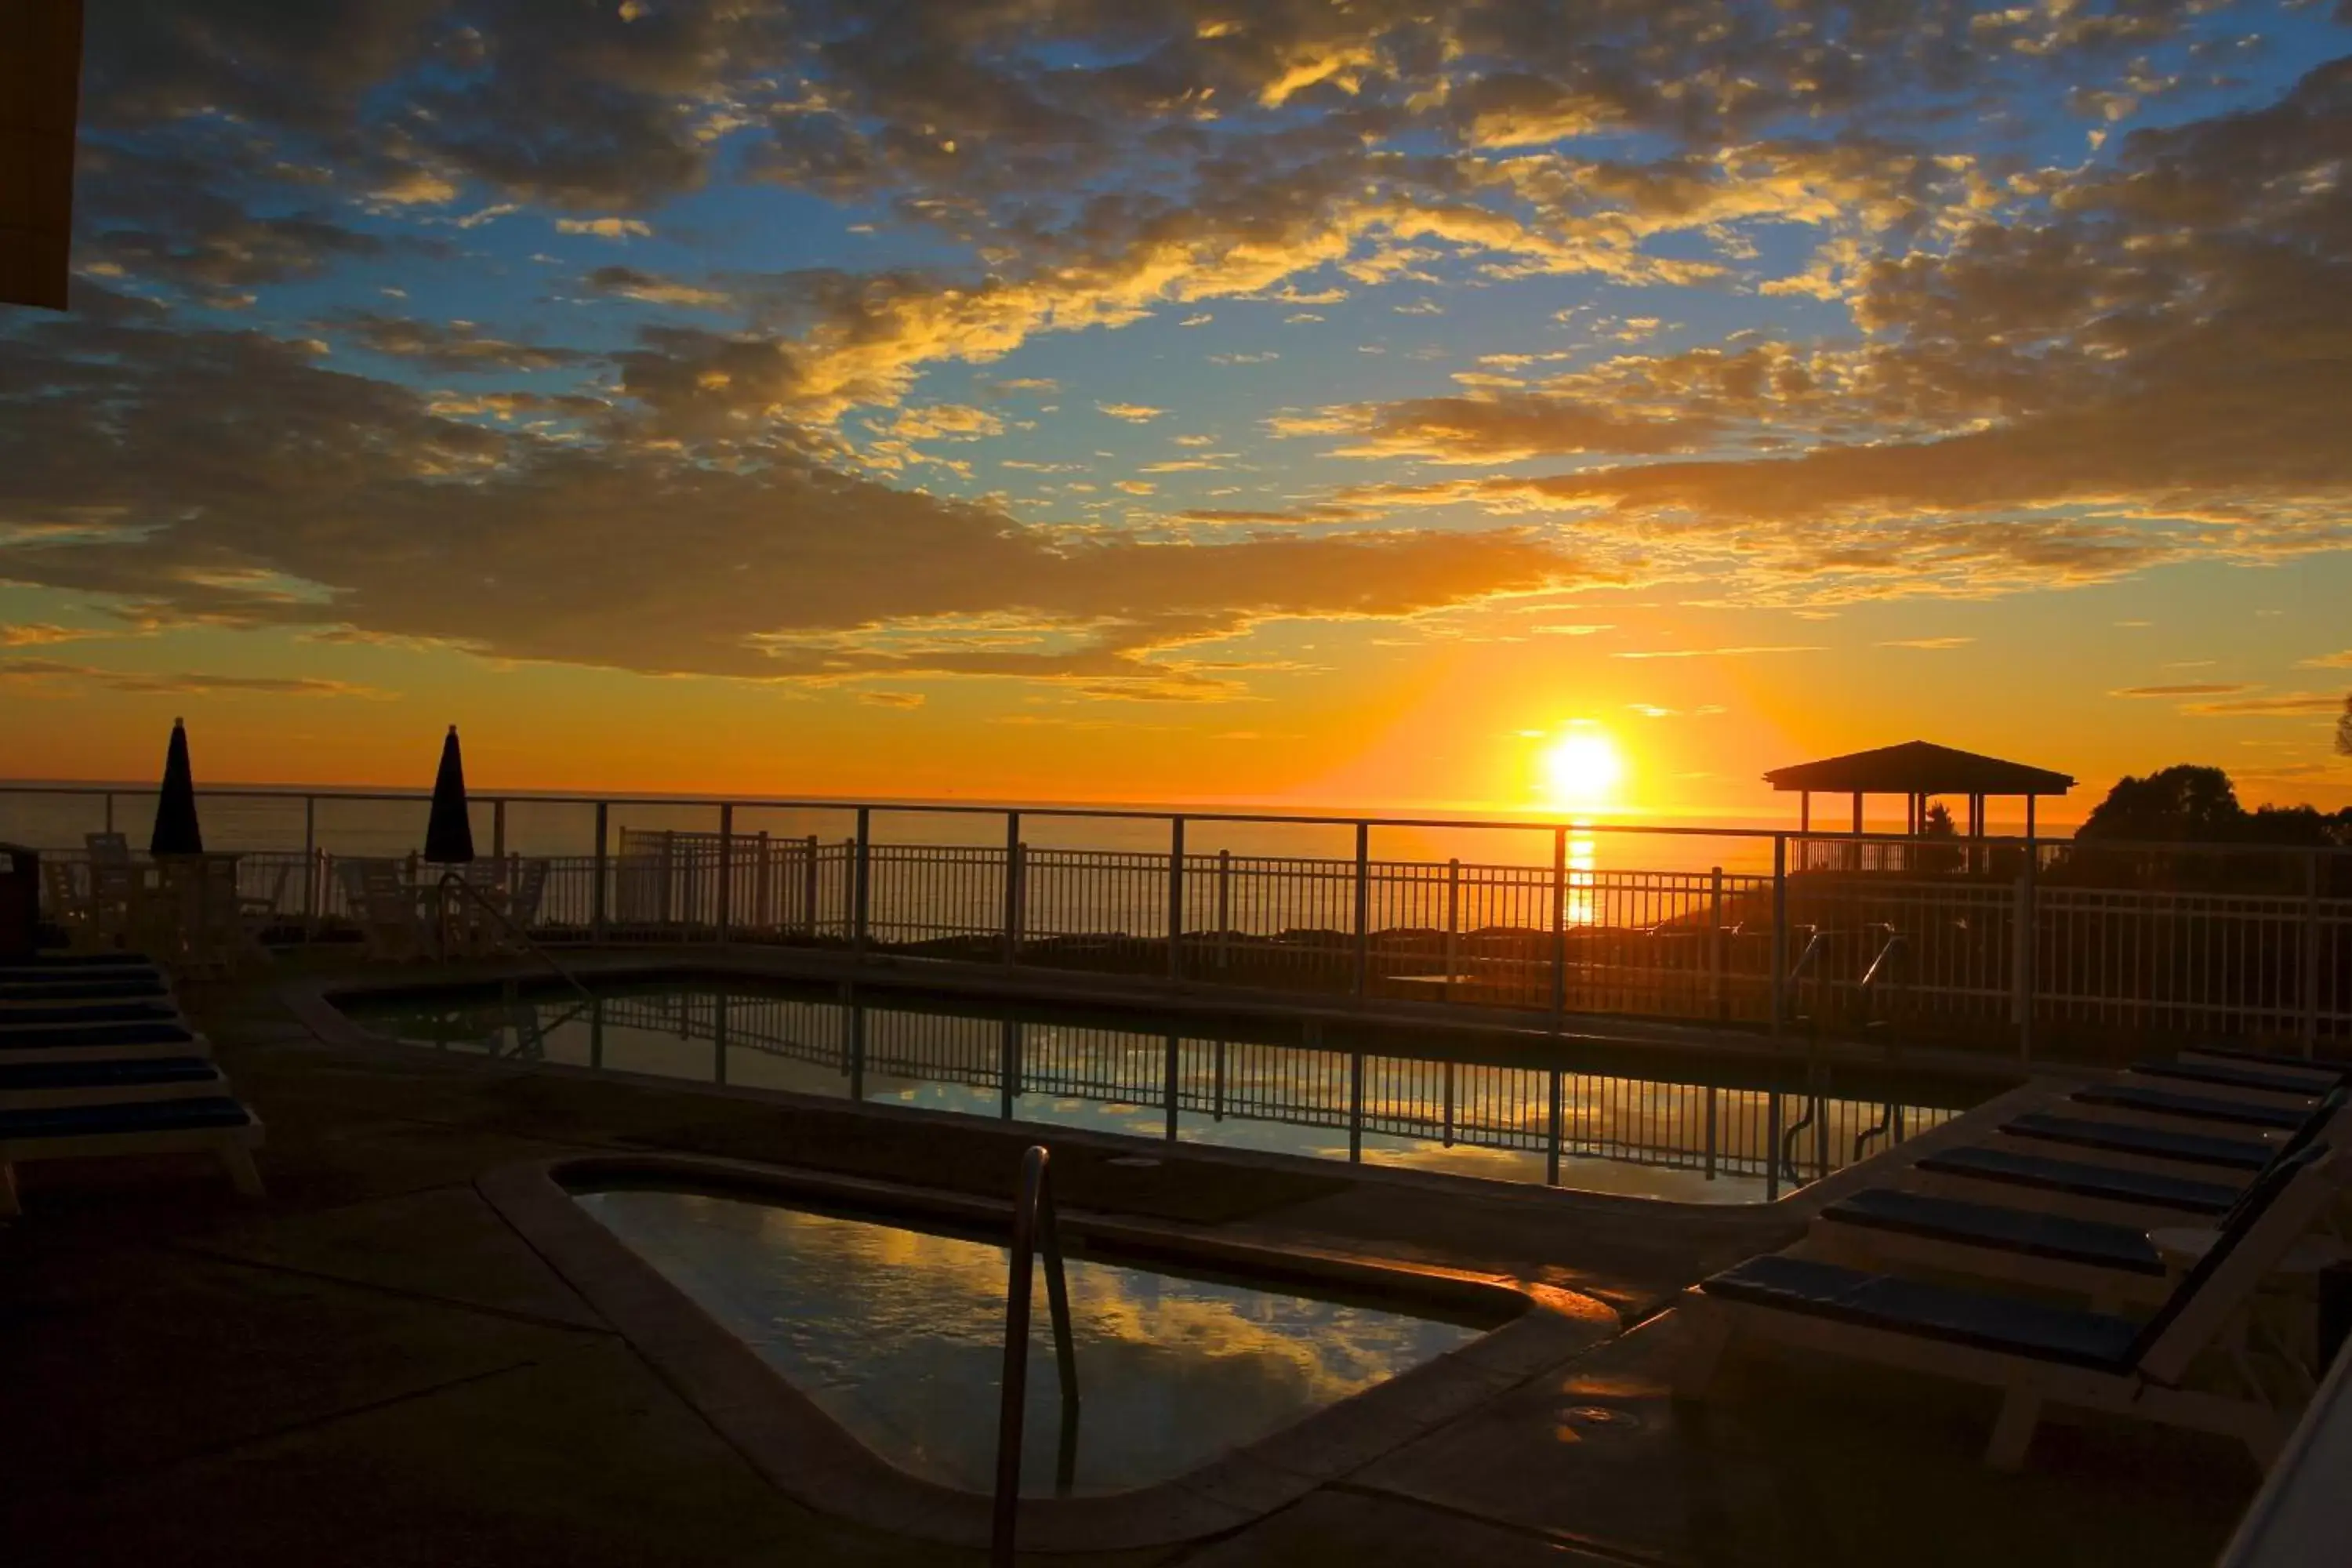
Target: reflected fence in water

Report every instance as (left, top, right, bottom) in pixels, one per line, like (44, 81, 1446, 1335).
(9, 784, 2348, 1064)
(387, 982, 1964, 1200)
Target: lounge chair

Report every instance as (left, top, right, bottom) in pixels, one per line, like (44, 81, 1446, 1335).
(0, 1055, 230, 1110)
(0, 1018, 211, 1063)
(2134, 1058, 2345, 1100)
(2181, 1046, 2348, 1086)
(0, 1094, 264, 1216)
(0, 1000, 182, 1027)
(0, 971, 173, 1006)
(1908, 1144, 2247, 1229)
(2068, 1081, 2316, 1131)
(1992, 1111, 2286, 1177)
(1918, 1090, 2350, 1227)
(1678, 1144, 2343, 1470)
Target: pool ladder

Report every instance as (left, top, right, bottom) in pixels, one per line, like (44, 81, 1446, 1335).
(993, 1144, 1081, 1565)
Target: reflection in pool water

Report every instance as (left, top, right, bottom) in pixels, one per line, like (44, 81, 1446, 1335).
(349, 979, 1970, 1203)
(576, 1188, 1484, 1495)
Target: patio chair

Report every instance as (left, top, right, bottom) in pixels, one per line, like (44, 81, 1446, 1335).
(83, 832, 131, 866)
(1677, 1143, 2345, 1471)
(180, 855, 270, 976)
(336, 859, 426, 961)
(506, 858, 550, 931)
(0, 1094, 264, 1216)
(39, 861, 101, 951)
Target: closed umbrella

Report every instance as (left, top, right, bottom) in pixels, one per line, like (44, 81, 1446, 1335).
(424, 725, 475, 866)
(150, 717, 203, 856)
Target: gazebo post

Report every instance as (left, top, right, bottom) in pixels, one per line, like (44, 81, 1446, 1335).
(1799, 792, 1810, 833)
(1850, 791, 1864, 873)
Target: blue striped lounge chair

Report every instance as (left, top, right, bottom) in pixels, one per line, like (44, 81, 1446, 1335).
(1678, 1145, 2342, 1471)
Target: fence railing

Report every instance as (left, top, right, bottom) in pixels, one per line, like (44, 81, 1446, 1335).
(9, 783, 2348, 1064)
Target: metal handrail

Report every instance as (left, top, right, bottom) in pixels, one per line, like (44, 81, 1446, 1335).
(1785, 929, 1829, 984)
(1859, 929, 1908, 996)
(1780, 1093, 1818, 1184)
(434, 871, 594, 1003)
(993, 1145, 1080, 1566)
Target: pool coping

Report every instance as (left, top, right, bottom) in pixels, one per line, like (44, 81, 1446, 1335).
(478, 1150, 1620, 1552)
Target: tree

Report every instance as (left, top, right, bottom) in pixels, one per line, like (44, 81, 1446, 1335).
(2071, 764, 2352, 862)
(2077, 765, 2244, 843)
(2337, 692, 2351, 758)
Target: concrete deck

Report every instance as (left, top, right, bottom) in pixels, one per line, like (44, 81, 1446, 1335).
(0, 955, 2259, 1566)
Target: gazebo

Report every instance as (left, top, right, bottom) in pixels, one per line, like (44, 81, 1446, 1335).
(1762, 740, 2074, 840)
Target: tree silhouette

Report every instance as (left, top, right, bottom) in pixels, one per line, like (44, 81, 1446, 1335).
(2338, 692, 2351, 758)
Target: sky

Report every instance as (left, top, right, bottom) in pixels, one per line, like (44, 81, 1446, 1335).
(2, 0, 2350, 822)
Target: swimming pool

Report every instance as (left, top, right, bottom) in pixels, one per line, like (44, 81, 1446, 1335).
(578, 1185, 1488, 1496)
(342, 974, 1978, 1201)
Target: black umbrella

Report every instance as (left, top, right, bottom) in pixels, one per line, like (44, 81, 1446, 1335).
(424, 724, 475, 865)
(149, 717, 203, 856)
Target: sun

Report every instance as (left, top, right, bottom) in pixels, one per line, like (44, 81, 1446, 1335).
(1540, 729, 1624, 808)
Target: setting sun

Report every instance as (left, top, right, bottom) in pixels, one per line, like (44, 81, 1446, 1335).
(1540, 729, 1625, 809)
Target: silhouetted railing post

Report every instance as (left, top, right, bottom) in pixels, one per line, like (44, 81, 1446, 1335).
(591, 801, 608, 940)
(853, 806, 872, 959)
(2013, 855, 2035, 1065)
(1352, 822, 1371, 997)
(1443, 857, 1461, 1001)
(1002, 811, 1022, 967)
(2306, 851, 2324, 1059)
(752, 830, 771, 931)
(492, 797, 506, 865)
(1348, 1047, 1364, 1161)
(1769, 835, 1788, 1038)
(717, 803, 734, 943)
(1215, 848, 1232, 970)
(1547, 1067, 1563, 1185)
(102, 790, 114, 836)
(1709, 865, 1726, 1021)
(1167, 816, 1185, 981)
(1551, 826, 1568, 1022)
(302, 793, 318, 942)
(801, 834, 818, 938)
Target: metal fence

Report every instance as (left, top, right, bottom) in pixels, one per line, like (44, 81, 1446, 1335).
(9, 784, 2347, 1064)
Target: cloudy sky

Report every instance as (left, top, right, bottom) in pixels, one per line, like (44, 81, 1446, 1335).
(3, 0, 2349, 817)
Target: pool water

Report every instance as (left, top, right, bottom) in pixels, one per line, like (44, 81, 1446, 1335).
(575, 1187, 1486, 1495)
(348, 978, 1973, 1202)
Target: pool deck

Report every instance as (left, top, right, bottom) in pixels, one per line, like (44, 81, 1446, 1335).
(0, 952, 2260, 1566)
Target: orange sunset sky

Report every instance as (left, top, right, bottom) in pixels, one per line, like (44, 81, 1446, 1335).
(4, 2, 2350, 823)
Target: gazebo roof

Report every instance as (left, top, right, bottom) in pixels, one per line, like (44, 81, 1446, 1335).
(1762, 741, 2074, 797)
